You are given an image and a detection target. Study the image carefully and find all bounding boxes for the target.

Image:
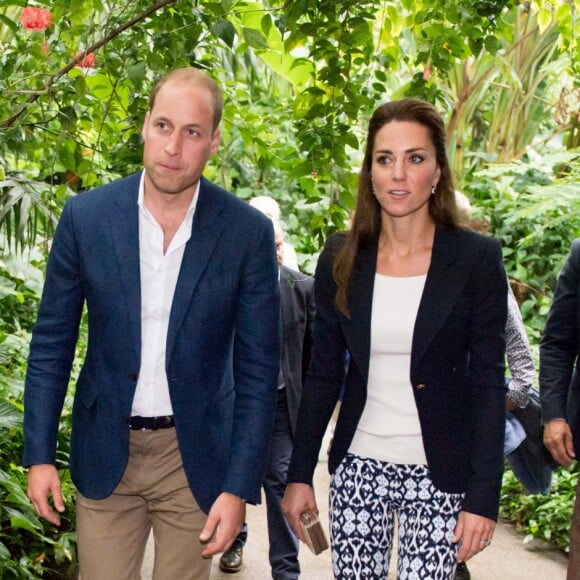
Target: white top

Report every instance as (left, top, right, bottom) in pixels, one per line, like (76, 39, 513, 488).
(348, 273, 428, 465)
(131, 172, 200, 417)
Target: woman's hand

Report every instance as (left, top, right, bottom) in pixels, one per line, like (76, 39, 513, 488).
(453, 511, 496, 562)
(282, 482, 318, 543)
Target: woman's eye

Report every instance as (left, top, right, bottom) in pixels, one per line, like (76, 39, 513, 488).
(410, 154, 424, 163)
(376, 155, 391, 165)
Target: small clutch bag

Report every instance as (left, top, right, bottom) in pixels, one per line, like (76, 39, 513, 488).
(299, 511, 329, 555)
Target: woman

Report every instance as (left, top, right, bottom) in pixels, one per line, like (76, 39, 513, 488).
(282, 99, 508, 579)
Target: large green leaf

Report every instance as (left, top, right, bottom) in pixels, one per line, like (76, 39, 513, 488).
(0, 399, 22, 429)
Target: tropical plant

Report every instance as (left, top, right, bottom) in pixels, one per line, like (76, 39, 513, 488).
(0, 0, 579, 573)
(0, 268, 78, 578)
(501, 463, 578, 553)
(445, 4, 568, 184)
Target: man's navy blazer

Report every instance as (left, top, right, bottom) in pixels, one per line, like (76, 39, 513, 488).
(540, 239, 580, 453)
(23, 171, 281, 513)
(288, 227, 508, 520)
(279, 266, 315, 435)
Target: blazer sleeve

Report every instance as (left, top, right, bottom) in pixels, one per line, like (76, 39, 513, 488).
(23, 199, 85, 466)
(220, 217, 280, 502)
(462, 236, 508, 520)
(540, 240, 580, 423)
(287, 235, 347, 485)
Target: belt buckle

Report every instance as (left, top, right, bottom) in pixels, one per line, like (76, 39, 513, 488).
(153, 416, 172, 430)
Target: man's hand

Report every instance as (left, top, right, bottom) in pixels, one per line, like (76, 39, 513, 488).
(544, 419, 575, 466)
(199, 492, 245, 558)
(453, 511, 496, 563)
(27, 464, 65, 526)
(281, 482, 318, 543)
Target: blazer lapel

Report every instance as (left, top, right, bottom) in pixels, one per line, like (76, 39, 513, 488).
(411, 227, 467, 369)
(166, 180, 225, 360)
(110, 174, 142, 360)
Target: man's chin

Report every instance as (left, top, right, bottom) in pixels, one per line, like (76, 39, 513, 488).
(147, 175, 197, 197)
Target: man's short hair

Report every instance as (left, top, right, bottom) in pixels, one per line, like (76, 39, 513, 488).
(149, 67, 224, 132)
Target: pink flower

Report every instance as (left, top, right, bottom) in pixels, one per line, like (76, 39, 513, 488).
(423, 65, 431, 81)
(75, 51, 96, 68)
(20, 7, 52, 31)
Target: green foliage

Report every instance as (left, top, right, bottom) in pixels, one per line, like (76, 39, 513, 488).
(0, 0, 578, 570)
(500, 463, 578, 553)
(0, 247, 46, 335)
(0, 381, 77, 578)
(465, 151, 580, 342)
(0, 247, 79, 577)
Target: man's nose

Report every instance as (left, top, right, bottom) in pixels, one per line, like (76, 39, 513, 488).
(164, 133, 182, 155)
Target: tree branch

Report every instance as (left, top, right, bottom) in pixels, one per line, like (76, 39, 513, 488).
(0, 0, 178, 129)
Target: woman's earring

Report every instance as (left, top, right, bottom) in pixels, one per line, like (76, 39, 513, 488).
(431, 184, 437, 195)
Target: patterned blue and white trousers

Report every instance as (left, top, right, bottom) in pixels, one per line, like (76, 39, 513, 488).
(329, 454, 464, 579)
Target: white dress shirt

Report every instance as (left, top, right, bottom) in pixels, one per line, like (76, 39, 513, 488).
(130, 172, 200, 417)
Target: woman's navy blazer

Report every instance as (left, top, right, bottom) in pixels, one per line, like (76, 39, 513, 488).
(288, 227, 508, 520)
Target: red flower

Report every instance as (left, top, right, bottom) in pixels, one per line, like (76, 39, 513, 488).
(75, 51, 96, 68)
(20, 7, 52, 31)
(423, 65, 431, 81)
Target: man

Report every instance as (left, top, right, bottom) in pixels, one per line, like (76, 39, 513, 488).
(220, 219, 314, 579)
(249, 195, 299, 270)
(23, 67, 280, 580)
(540, 239, 580, 579)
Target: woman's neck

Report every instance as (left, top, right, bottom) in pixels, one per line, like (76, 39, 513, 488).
(377, 216, 435, 277)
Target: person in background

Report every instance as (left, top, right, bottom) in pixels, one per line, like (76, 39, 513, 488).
(220, 219, 315, 579)
(454, 191, 534, 410)
(540, 239, 580, 580)
(249, 195, 300, 270)
(23, 67, 280, 580)
(282, 98, 508, 579)
(453, 191, 536, 580)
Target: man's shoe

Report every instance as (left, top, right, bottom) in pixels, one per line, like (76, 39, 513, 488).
(219, 548, 243, 573)
(454, 562, 471, 580)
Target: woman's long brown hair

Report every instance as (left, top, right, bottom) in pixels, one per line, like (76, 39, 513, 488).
(333, 98, 460, 316)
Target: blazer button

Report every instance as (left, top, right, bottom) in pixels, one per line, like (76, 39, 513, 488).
(128, 372, 138, 382)
(416, 383, 426, 390)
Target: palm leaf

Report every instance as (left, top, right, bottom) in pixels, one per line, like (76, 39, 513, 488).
(0, 399, 23, 429)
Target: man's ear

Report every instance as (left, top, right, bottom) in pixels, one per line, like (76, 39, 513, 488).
(210, 128, 220, 156)
(141, 111, 151, 141)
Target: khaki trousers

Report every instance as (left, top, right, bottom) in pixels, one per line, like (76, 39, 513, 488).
(76, 427, 211, 580)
